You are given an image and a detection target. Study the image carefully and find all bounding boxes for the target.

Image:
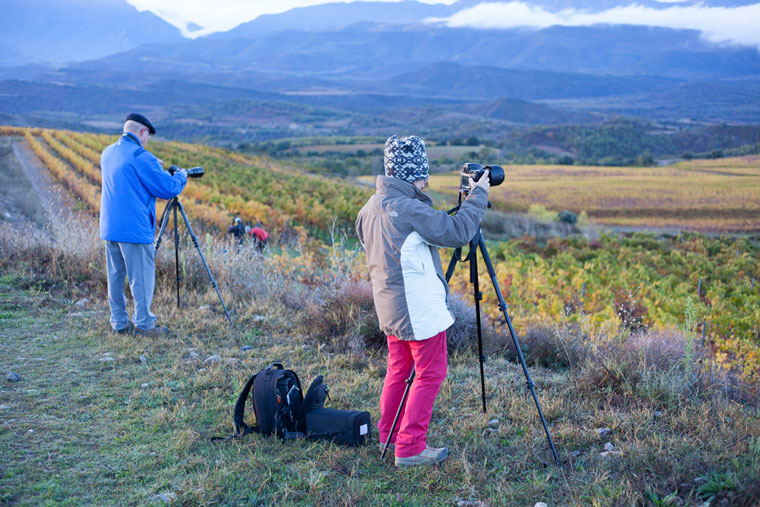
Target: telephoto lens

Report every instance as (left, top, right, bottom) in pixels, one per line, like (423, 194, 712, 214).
(460, 163, 505, 193)
(167, 165, 204, 178)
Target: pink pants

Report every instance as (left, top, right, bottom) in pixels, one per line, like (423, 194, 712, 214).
(378, 331, 448, 458)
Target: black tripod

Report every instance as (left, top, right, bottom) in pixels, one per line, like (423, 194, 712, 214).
(155, 197, 233, 326)
(381, 207, 559, 466)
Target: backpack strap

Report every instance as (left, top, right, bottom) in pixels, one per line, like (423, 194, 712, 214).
(232, 373, 260, 437)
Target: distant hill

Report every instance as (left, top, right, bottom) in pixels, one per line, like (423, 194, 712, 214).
(381, 62, 680, 101)
(207, 0, 760, 39)
(458, 98, 599, 124)
(0, 0, 183, 64)
(70, 23, 760, 81)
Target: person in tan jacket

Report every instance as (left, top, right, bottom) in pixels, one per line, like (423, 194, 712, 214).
(356, 135, 490, 466)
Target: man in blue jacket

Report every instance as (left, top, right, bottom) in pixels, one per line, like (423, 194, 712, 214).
(100, 113, 187, 336)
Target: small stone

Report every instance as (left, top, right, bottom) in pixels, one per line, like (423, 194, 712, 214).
(189, 352, 199, 359)
(225, 358, 238, 364)
(75, 298, 89, 307)
(535, 503, 549, 507)
(99, 357, 115, 362)
(599, 451, 621, 457)
(198, 368, 208, 374)
(604, 442, 615, 452)
(6, 371, 21, 382)
(487, 418, 500, 429)
(569, 450, 582, 458)
(204, 355, 221, 365)
(253, 315, 266, 322)
(483, 428, 497, 436)
(240, 345, 253, 351)
(139, 355, 148, 364)
(595, 427, 611, 437)
(188, 347, 198, 353)
(0, 405, 10, 410)
(141, 383, 150, 388)
(27, 429, 34, 434)
(654, 410, 663, 418)
(149, 491, 177, 504)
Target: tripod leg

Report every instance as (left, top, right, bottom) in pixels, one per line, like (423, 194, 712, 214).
(154, 198, 175, 253)
(444, 247, 460, 283)
(469, 238, 487, 414)
(173, 204, 181, 308)
(381, 366, 415, 459)
(175, 201, 234, 326)
(476, 235, 560, 466)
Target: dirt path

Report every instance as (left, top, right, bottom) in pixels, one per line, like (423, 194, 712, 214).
(0, 137, 79, 237)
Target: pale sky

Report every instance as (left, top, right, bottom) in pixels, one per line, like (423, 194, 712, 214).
(127, 0, 760, 49)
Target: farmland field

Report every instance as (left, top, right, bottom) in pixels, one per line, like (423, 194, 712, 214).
(423, 159, 760, 233)
(1, 126, 758, 381)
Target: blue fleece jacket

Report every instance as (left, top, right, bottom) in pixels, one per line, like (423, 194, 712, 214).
(99, 133, 187, 244)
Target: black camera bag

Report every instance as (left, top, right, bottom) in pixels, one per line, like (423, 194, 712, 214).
(304, 408, 372, 447)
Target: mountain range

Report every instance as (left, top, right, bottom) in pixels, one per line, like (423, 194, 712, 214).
(1, 0, 759, 151)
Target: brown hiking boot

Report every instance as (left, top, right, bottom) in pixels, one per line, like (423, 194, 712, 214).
(395, 446, 449, 467)
(112, 323, 133, 335)
(133, 325, 169, 337)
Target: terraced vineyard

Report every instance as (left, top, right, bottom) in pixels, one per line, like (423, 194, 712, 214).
(0, 126, 372, 240)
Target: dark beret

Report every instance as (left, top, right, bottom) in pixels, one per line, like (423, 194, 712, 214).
(125, 113, 156, 135)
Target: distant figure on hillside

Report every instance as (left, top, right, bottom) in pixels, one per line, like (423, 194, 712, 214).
(99, 113, 187, 337)
(250, 222, 269, 252)
(355, 135, 490, 467)
(227, 217, 245, 245)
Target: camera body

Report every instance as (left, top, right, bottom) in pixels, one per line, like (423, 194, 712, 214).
(167, 165, 204, 179)
(460, 163, 505, 194)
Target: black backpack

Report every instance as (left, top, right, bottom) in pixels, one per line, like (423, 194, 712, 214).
(227, 363, 370, 446)
(233, 363, 306, 439)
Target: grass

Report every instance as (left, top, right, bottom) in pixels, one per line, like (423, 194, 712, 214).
(1, 214, 759, 506)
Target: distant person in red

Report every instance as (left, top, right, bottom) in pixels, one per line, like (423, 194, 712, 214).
(250, 222, 269, 252)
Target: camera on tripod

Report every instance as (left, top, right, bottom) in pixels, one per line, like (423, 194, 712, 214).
(460, 163, 505, 194)
(167, 165, 204, 179)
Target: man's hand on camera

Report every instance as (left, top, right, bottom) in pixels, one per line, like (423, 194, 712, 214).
(178, 169, 188, 178)
(470, 170, 491, 193)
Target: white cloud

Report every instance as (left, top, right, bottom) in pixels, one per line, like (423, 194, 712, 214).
(428, 2, 760, 49)
(127, 0, 458, 37)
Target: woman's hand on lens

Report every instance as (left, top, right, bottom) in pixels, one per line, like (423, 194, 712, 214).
(470, 170, 491, 193)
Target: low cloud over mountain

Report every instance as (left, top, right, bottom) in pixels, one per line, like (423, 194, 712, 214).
(430, 1, 760, 49)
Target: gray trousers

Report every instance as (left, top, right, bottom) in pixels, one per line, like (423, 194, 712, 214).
(105, 241, 157, 331)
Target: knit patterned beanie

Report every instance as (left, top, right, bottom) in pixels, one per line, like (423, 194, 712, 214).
(384, 135, 429, 183)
